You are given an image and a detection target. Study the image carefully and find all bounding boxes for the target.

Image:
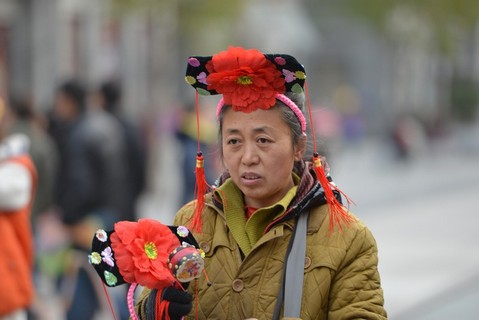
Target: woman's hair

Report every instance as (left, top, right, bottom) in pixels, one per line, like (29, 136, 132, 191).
(217, 92, 306, 159)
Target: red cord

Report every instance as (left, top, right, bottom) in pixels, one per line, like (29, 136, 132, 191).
(101, 282, 118, 320)
(304, 81, 318, 153)
(195, 92, 201, 152)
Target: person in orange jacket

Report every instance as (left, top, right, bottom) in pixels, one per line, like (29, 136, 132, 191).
(0, 98, 37, 319)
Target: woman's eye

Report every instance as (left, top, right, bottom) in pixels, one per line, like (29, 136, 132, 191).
(258, 138, 270, 144)
(227, 138, 239, 145)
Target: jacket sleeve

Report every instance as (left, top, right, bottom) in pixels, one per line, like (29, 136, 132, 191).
(328, 226, 387, 319)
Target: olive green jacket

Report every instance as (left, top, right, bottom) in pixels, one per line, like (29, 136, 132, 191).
(136, 194, 386, 320)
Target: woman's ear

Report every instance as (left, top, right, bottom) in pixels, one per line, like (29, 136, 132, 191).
(294, 133, 307, 161)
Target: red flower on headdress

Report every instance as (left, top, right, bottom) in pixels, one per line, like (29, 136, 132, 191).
(110, 219, 180, 289)
(206, 46, 285, 113)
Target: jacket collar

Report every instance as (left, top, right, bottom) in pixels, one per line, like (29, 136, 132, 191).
(211, 159, 342, 231)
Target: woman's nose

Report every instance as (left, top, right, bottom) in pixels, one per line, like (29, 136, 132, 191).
(241, 144, 259, 166)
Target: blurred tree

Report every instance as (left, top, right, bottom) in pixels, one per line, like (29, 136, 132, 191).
(450, 77, 479, 122)
(343, 0, 479, 123)
(306, 0, 479, 124)
(329, 0, 479, 54)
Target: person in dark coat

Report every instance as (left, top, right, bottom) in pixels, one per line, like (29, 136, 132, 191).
(49, 79, 130, 320)
(95, 80, 147, 221)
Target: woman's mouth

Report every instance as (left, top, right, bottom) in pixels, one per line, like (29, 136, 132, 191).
(241, 173, 261, 185)
(242, 173, 260, 180)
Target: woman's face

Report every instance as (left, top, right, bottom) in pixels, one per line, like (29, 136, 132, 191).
(221, 107, 306, 209)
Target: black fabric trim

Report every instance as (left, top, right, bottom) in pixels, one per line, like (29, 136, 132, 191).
(145, 289, 158, 320)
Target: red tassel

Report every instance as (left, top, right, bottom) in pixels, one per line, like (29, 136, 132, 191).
(313, 153, 353, 232)
(156, 288, 170, 320)
(191, 152, 208, 233)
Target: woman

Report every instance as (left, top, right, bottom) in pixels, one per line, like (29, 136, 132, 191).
(135, 47, 386, 319)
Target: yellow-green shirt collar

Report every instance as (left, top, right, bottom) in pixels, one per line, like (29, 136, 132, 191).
(214, 175, 299, 256)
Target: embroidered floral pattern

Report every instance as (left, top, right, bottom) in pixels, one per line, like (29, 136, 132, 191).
(274, 56, 286, 66)
(89, 252, 102, 265)
(176, 226, 189, 238)
(89, 220, 204, 290)
(188, 57, 200, 67)
(283, 69, 297, 83)
(197, 72, 208, 85)
(96, 229, 108, 242)
(101, 247, 115, 267)
(295, 71, 306, 79)
(185, 75, 196, 85)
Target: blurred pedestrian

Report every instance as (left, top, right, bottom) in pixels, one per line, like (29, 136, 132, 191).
(93, 79, 147, 221)
(391, 113, 427, 161)
(48, 79, 128, 320)
(0, 98, 37, 320)
(5, 94, 61, 319)
(49, 79, 129, 238)
(332, 84, 365, 148)
(6, 94, 59, 228)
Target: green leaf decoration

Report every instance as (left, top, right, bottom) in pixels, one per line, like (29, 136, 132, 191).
(291, 83, 304, 94)
(196, 88, 211, 96)
(104, 270, 118, 286)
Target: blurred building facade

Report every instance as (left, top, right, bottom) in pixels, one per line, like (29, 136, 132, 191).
(0, 0, 181, 123)
(1, 0, 479, 135)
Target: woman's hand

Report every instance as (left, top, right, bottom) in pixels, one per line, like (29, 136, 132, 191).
(145, 286, 192, 320)
(162, 286, 193, 319)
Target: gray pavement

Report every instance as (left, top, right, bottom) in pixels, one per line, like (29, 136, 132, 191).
(332, 135, 479, 319)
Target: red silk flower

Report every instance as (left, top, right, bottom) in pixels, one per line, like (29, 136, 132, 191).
(206, 46, 285, 113)
(110, 219, 180, 289)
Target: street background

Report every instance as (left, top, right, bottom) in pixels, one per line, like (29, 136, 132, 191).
(1, 0, 479, 319)
(332, 129, 479, 319)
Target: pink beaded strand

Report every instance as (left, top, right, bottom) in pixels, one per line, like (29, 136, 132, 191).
(127, 283, 139, 320)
